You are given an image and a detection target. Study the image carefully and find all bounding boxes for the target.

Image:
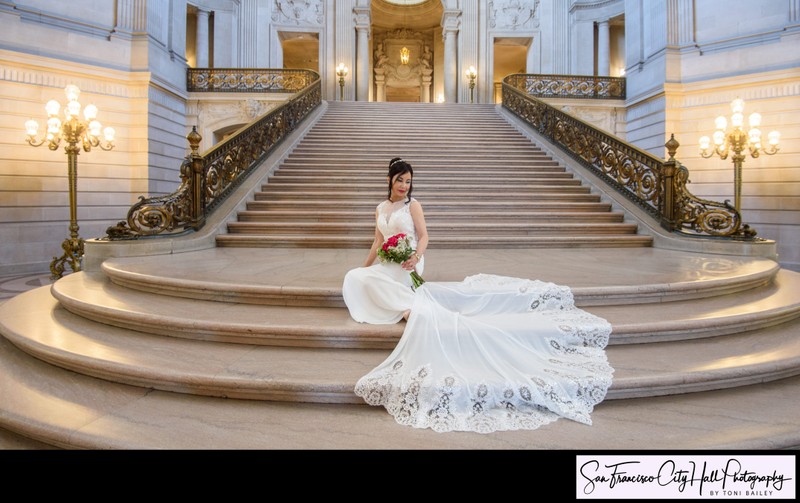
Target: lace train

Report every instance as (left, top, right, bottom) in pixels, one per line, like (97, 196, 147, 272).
(354, 274, 614, 433)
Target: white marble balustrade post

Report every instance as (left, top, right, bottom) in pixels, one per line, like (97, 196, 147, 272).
(597, 19, 610, 76)
(196, 8, 210, 68)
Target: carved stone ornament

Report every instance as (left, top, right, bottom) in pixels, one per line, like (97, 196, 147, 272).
(242, 99, 267, 119)
(489, 0, 539, 29)
(272, 0, 323, 26)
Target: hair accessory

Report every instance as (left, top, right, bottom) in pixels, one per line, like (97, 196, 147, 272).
(390, 158, 404, 167)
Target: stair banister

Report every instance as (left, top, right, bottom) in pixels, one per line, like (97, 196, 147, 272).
(104, 69, 321, 240)
(502, 74, 758, 239)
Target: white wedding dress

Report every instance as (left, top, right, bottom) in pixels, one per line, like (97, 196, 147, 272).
(342, 198, 614, 434)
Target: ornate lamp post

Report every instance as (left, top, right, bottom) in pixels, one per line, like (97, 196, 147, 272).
(699, 98, 779, 214)
(465, 65, 477, 103)
(336, 63, 348, 101)
(25, 85, 115, 279)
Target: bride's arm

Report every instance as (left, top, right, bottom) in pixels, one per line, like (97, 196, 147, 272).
(363, 209, 383, 267)
(402, 200, 428, 270)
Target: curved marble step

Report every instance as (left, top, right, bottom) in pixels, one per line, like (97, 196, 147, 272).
(99, 248, 781, 308)
(2, 334, 798, 449)
(3, 286, 800, 405)
(51, 269, 799, 348)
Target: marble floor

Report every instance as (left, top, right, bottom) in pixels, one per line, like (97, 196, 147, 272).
(0, 272, 52, 307)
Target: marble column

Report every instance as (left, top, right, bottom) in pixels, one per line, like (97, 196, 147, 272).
(597, 19, 610, 76)
(421, 71, 432, 103)
(196, 8, 209, 68)
(443, 30, 456, 102)
(354, 5, 370, 102)
(442, 9, 460, 103)
(356, 26, 370, 101)
(375, 70, 386, 102)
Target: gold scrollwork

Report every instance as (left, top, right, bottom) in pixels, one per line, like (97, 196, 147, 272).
(502, 77, 750, 239)
(105, 72, 321, 240)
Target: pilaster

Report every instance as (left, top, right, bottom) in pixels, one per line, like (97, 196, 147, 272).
(442, 8, 460, 103)
(354, 3, 371, 101)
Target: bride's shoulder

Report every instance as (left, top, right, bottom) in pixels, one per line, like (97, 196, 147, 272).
(409, 197, 422, 207)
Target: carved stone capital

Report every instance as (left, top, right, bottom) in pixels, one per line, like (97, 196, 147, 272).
(272, 0, 323, 26)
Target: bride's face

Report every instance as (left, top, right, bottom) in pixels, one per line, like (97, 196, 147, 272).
(389, 172, 412, 201)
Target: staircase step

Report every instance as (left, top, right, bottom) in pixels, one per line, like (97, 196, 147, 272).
(278, 159, 563, 168)
(253, 191, 599, 201)
(270, 171, 573, 180)
(246, 201, 613, 212)
(2, 331, 798, 449)
(98, 248, 781, 308)
(262, 180, 585, 190)
(236, 210, 625, 223)
(50, 269, 800, 348)
(215, 234, 654, 248)
(4, 284, 800, 405)
(225, 222, 641, 236)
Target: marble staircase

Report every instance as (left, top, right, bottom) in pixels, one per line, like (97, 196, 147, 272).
(217, 102, 653, 249)
(1, 102, 799, 449)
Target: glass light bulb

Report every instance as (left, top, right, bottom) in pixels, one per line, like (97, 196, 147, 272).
(731, 98, 744, 114)
(699, 136, 710, 150)
(103, 126, 115, 142)
(67, 100, 81, 118)
(768, 131, 780, 146)
(84, 104, 98, 121)
(731, 112, 743, 128)
(47, 117, 62, 134)
(713, 130, 725, 145)
(748, 128, 761, 141)
(748, 112, 761, 128)
(65, 84, 80, 102)
(25, 119, 39, 136)
(89, 120, 102, 137)
(45, 99, 61, 116)
(714, 116, 727, 130)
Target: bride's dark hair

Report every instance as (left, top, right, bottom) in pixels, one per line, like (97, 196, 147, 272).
(387, 157, 413, 204)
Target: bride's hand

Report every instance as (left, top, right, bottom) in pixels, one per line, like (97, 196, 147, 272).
(401, 255, 419, 271)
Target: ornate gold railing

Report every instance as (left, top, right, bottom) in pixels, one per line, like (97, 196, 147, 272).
(105, 71, 321, 239)
(187, 68, 315, 93)
(502, 75, 756, 238)
(504, 73, 626, 100)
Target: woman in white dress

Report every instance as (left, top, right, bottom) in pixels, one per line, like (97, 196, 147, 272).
(343, 158, 614, 434)
(342, 158, 428, 324)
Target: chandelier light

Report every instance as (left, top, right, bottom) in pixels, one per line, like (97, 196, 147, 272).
(25, 85, 115, 279)
(400, 46, 410, 65)
(698, 98, 779, 214)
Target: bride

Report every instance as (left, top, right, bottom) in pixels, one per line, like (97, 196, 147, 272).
(342, 158, 614, 434)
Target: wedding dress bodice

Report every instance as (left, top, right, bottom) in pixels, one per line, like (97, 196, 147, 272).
(377, 199, 417, 247)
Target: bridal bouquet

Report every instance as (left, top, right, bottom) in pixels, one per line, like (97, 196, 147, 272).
(377, 233, 425, 289)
